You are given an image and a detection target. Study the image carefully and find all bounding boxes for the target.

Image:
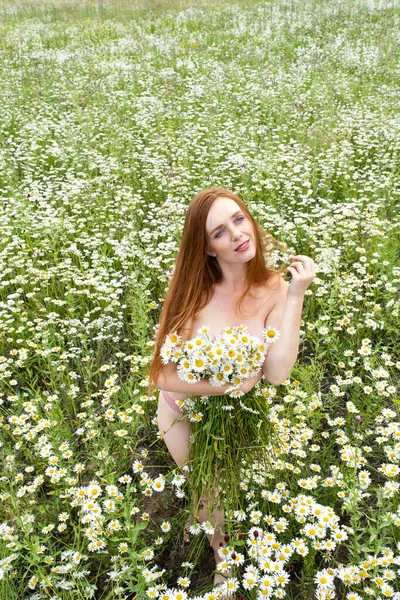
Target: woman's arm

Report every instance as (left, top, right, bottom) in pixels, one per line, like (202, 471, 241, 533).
(262, 255, 315, 386)
(156, 361, 262, 396)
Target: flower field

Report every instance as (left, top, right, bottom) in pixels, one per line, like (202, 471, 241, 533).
(0, 0, 399, 598)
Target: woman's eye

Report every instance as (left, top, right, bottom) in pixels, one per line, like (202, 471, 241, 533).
(215, 217, 243, 238)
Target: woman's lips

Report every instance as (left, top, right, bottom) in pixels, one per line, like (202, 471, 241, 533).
(235, 239, 250, 252)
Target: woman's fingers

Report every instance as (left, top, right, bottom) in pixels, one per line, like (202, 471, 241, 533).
(287, 255, 316, 284)
(286, 255, 316, 299)
(288, 255, 315, 272)
(287, 261, 307, 273)
(290, 255, 314, 265)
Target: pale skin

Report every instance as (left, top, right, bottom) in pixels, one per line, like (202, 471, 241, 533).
(156, 196, 316, 588)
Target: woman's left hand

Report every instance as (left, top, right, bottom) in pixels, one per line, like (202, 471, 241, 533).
(286, 254, 316, 299)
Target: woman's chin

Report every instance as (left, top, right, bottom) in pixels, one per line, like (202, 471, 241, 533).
(240, 249, 256, 262)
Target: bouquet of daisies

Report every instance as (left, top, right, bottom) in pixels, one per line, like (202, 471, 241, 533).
(160, 324, 280, 398)
(160, 324, 282, 512)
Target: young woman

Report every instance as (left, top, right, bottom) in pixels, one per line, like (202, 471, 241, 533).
(148, 186, 315, 589)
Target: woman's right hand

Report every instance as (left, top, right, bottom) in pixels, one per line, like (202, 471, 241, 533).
(241, 369, 263, 394)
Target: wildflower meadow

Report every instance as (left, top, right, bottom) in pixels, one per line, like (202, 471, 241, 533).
(0, 0, 399, 598)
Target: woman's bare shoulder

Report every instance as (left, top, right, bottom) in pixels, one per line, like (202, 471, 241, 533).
(264, 274, 289, 326)
(268, 273, 290, 299)
(266, 271, 287, 289)
(257, 272, 287, 300)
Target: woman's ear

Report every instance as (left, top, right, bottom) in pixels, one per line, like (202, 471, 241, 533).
(206, 248, 217, 257)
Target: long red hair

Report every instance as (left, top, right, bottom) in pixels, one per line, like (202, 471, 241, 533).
(148, 186, 289, 395)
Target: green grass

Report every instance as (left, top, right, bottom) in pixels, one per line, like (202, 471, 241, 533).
(0, 0, 399, 598)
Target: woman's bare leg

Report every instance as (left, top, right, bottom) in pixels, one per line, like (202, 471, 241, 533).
(157, 392, 189, 468)
(197, 495, 228, 586)
(157, 392, 229, 585)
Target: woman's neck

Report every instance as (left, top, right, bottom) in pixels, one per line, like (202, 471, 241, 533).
(216, 264, 248, 293)
(215, 277, 248, 295)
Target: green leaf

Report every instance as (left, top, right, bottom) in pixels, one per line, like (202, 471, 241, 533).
(130, 521, 148, 545)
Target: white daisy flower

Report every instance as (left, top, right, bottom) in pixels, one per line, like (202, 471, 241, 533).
(220, 362, 233, 376)
(160, 346, 172, 364)
(263, 327, 281, 343)
(165, 332, 181, 347)
(201, 521, 214, 535)
(228, 388, 245, 399)
(192, 336, 205, 349)
(176, 366, 200, 384)
(197, 325, 212, 336)
(220, 578, 239, 594)
(209, 373, 228, 387)
(190, 353, 208, 373)
(184, 340, 196, 354)
(188, 523, 202, 535)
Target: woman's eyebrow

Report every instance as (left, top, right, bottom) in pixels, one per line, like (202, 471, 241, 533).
(209, 211, 242, 236)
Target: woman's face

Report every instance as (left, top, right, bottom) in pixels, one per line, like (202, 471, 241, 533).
(205, 197, 256, 264)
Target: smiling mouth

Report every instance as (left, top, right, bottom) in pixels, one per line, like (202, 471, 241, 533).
(235, 239, 250, 251)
